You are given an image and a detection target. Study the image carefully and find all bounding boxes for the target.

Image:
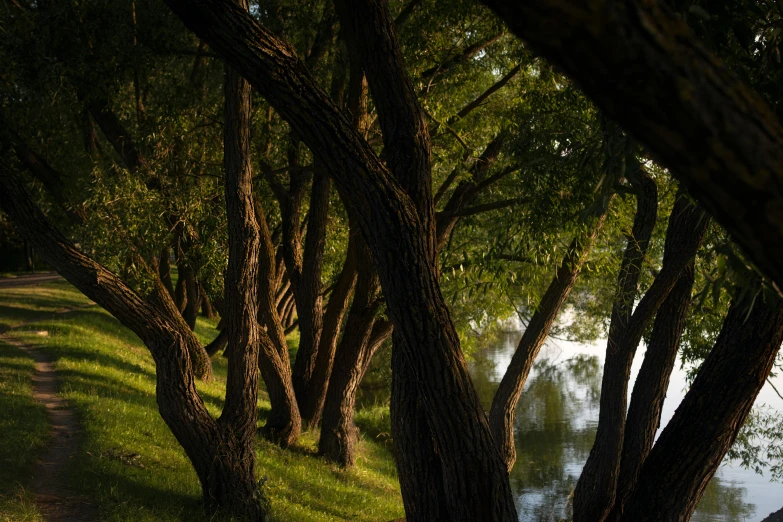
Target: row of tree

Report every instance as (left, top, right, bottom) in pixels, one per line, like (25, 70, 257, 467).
(2, 0, 783, 520)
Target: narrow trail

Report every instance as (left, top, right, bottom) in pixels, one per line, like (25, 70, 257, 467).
(1, 331, 96, 521)
(0, 272, 62, 288)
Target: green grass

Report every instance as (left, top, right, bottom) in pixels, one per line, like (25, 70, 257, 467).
(0, 281, 403, 521)
(0, 340, 48, 522)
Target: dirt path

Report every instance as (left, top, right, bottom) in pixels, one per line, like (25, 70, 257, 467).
(0, 272, 62, 288)
(1, 334, 95, 521)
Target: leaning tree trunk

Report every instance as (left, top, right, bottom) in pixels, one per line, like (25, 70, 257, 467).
(479, 0, 783, 296)
(0, 166, 275, 518)
(181, 263, 201, 331)
(390, 333, 449, 522)
(612, 213, 704, 517)
(490, 209, 608, 471)
(620, 284, 783, 521)
(574, 166, 658, 522)
(255, 195, 301, 446)
(302, 232, 358, 428)
(291, 168, 330, 425)
(611, 262, 695, 516)
(318, 235, 383, 465)
(575, 187, 710, 522)
(164, 1, 520, 518)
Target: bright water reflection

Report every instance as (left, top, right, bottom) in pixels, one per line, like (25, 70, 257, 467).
(468, 331, 782, 522)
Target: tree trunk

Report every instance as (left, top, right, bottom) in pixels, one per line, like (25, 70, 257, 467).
(165, 1, 519, 517)
(490, 209, 608, 471)
(254, 189, 301, 446)
(205, 327, 229, 357)
(575, 186, 710, 522)
(302, 233, 358, 428)
(159, 246, 175, 298)
(390, 333, 449, 522)
(201, 291, 214, 319)
(181, 264, 201, 331)
(763, 507, 783, 522)
(611, 260, 696, 516)
(175, 261, 187, 313)
(215, 33, 269, 517)
(318, 236, 382, 464)
(574, 167, 659, 522)
(0, 167, 276, 518)
(620, 285, 783, 521)
(24, 240, 34, 272)
(291, 169, 330, 425)
(479, 0, 783, 298)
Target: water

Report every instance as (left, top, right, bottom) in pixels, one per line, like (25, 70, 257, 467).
(468, 331, 783, 522)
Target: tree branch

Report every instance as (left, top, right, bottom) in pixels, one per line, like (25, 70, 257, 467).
(481, 0, 783, 294)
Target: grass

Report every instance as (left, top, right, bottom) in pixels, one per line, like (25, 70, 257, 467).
(0, 340, 48, 521)
(0, 280, 403, 521)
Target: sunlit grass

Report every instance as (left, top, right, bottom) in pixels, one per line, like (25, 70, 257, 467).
(0, 281, 403, 521)
(0, 340, 47, 522)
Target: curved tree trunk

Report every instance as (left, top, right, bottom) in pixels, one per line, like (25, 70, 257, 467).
(205, 325, 229, 357)
(291, 168, 330, 424)
(174, 260, 188, 313)
(302, 233, 358, 428)
(181, 264, 201, 331)
(254, 192, 301, 446)
(620, 285, 783, 521)
(0, 167, 275, 518)
(215, 38, 269, 517)
(611, 259, 696, 516)
(318, 236, 382, 464)
(490, 208, 608, 471)
(159, 246, 175, 298)
(575, 186, 711, 521)
(574, 167, 658, 522)
(165, 1, 520, 518)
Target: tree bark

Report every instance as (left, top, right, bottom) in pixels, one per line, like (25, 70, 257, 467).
(181, 263, 201, 331)
(200, 291, 214, 319)
(205, 327, 229, 357)
(613, 200, 709, 516)
(174, 263, 187, 313)
(302, 232, 358, 428)
(159, 247, 175, 298)
(479, 0, 783, 296)
(164, 1, 519, 518)
(620, 285, 783, 521)
(574, 167, 659, 522)
(0, 168, 282, 519)
(217, 31, 270, 517)
(318, 236, 382, 465)
(291, 169, 330, 425)
(576, 184, 710, 521)
(490, 208, 609, 471)
(254, 193, 301, 445)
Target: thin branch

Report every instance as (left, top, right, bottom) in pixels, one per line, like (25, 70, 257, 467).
(420, 32, 504, 82)
(768, 377, 783, 402)
(438, 197, 528, 218)
(434, 167, 463, 205)
(446, 64, 522, 125)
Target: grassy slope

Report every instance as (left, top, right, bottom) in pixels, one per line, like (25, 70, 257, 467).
(0, 281, 403, 521)
(0, 340, 48, 521)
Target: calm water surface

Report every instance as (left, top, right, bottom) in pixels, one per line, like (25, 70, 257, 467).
(467, 331, 783, 522)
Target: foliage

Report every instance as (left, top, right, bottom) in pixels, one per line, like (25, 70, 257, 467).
(0, 280, 404, 521)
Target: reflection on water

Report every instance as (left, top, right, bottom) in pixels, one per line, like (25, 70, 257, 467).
(468, 331, 764, 522)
